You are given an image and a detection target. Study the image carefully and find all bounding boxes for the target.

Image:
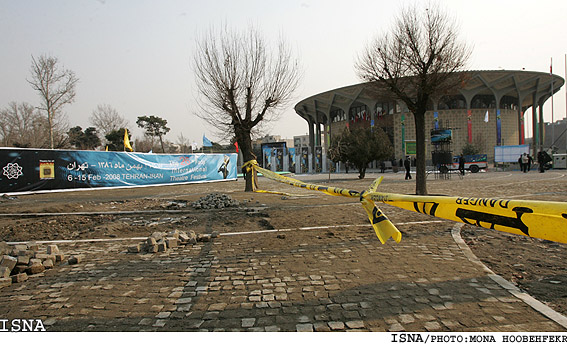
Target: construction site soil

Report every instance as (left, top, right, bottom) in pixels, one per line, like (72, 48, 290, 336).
(1, 170, 566, 326)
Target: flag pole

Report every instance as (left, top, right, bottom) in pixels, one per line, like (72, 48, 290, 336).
(551, 57, 555, 151)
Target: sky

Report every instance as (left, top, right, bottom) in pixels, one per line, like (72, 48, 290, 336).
(1, 0, 566, 146)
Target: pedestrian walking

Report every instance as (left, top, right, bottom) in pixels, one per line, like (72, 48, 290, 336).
(521, 153, 529, 173)
(458, 154, 465, 176)
(404, 156, 412, 180)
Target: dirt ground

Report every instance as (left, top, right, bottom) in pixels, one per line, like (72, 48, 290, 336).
(1, 169, 566, 320)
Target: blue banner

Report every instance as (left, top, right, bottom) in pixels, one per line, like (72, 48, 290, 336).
(0, 148, 237, 193)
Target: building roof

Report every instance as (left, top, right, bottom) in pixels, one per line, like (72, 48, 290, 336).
(294, 70, 565, 124)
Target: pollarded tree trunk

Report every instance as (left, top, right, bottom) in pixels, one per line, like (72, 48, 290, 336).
(234, 125, 257, 192)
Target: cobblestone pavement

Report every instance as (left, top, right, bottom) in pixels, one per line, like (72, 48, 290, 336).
(1, 171, 566, 332)
(1, 222, 565, 332)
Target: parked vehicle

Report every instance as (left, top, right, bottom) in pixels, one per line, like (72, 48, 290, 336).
(439, 154, 487, 174)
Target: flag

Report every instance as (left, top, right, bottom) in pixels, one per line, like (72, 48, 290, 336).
(484, 110, 489, 123)
(124, 129, 133, 151)
(234, 141, 239, 153)
(202, 134, 212, 147)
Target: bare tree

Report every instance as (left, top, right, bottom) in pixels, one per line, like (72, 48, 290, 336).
(27, 54, 78, 149)
(355, 3, 470, 195)
(193, 25, 301, 191)
(0, 102, 50, 148)
(90, 104, 129, 138)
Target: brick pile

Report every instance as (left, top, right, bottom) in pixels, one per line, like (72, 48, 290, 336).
(127, 229, 218, 254)
(0, 241, 82, 289)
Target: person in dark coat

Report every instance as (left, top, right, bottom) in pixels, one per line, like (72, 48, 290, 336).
(404, 156, 412, 180)
(458, 154, 465, 176)
(537, 151, 546, 173)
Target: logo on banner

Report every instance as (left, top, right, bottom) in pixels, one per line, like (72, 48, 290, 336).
(39, 160, 55, 180)
(2, 162, 23, 180)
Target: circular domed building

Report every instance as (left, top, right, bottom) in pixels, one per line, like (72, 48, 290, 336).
(294, 70, 564, 169)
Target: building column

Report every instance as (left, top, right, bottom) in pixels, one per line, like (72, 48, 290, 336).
(538, 102, 544, 151)
(532, 93, 538, 156)
(307, 117, 315, 173)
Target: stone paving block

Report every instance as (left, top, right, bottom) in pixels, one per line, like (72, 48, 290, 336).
(176, 304, 192, 312)
(328, 321, 345, 330)
(264, 325, 281, 332)
(165, 237, 178, 248)
(156, 312, 171, 319)
(314, 322, 330, 332)
(241, 318, 255, 328)
(11, 272, 28, 283)
(296, 323, 314, 332)
(68, 255, 84, 265)
(346, 320, 365, 329)
(157, 242, 168, 252)
(43, 259, 54, 269)
(26, 263, 45, 275)
(46, 244, 59, 255)
(127, 244, 141, 253)
(17, 255, 30, 265)
(0, 266, 10, 278)
(0, 277, 11, 288)
(0, 255, 17, 271)
(208, 303, 227, 311)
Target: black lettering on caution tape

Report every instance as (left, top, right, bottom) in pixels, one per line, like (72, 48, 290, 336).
(455, 206, 533, 235)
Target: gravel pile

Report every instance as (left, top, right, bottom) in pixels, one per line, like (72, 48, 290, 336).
(191, 193, 239, 209)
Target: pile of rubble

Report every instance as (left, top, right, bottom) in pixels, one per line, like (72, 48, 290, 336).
(191, 193, 239, 210)
(0, 241, 83, 289)
(127, 229, 218, 254)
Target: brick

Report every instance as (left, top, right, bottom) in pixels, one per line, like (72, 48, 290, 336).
(55, 254, 65, 262)
(27, 263, 45, 275)
(0, 277, 11, 288)
(46, 244, 59, 255)
(11, 273, 28, 283)
(0, 255, 17, 271)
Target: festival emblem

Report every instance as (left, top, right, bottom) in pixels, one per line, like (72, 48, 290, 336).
(2, 162, 23, 180)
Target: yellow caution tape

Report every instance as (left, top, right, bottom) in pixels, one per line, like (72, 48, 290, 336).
(244, 160, 567, 244)
(248, 162, 401, 244)
(367, 192, 567, 244)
